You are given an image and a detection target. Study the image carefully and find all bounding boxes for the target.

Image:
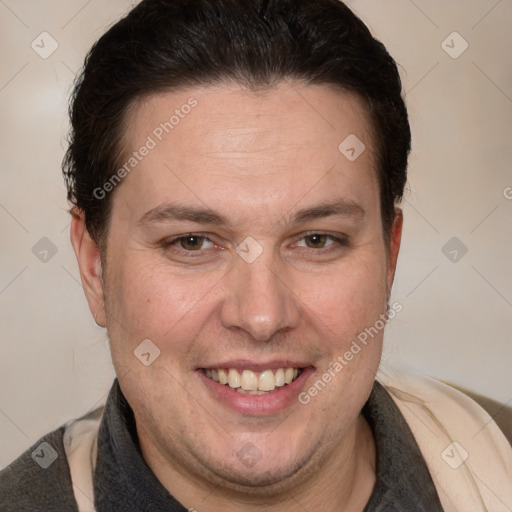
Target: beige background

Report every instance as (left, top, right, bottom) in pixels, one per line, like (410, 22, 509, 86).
(0, 0, 511, 467)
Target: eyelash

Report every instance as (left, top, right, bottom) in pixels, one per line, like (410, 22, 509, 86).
(161, 233, 215, 254)
(161, 232, 350, 256)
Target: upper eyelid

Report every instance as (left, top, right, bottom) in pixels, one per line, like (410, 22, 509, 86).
(294, 234, 349, 249)
(164, 233, 213, 243)
(298, 231, 347, 239)
(293, 231, 349, 242)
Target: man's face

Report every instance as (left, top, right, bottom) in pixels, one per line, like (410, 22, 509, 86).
(77, 82, 401, 492)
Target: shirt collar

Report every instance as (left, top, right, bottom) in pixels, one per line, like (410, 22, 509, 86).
(362, 380, 444, 511)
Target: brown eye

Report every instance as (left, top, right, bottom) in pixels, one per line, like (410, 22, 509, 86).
(179, 235, 208, 250)
(304, 234, 330, 248)
(295, 233, 348, 251)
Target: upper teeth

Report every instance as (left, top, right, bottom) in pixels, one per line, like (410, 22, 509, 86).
(204, 368, 300, 393)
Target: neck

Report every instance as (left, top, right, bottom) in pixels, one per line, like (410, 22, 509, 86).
(138, 414, 376, 512)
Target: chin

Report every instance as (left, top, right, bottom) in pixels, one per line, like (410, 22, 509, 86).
(196, 436, 321, 497)
(208, 462, 306, 496)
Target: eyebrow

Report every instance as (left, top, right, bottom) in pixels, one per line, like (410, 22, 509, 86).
(291, 199, 365, 224)
(137, 198, 365, 228)
(138, 204, 227, 227)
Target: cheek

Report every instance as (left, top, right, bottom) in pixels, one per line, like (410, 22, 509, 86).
(104, 254, 223, 351)
(295, 254, 388, 340)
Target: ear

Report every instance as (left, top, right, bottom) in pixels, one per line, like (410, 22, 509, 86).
(70, 208, 107, 327)
(386, 207, 403, 295)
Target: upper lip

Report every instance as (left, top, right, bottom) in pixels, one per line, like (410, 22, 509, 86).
(198, 359, 314, 371)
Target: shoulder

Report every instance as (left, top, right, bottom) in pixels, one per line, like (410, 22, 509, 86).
(444, 382, 512, 446)
(0, 427, 78, 512)
(377, 365, 512, 446)
(377, 365, 512, 511)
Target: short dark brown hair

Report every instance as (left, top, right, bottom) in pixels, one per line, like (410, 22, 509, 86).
(63, 0, 411, 245)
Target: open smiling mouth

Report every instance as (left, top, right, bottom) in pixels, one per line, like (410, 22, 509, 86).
(201, 368, 304, 395)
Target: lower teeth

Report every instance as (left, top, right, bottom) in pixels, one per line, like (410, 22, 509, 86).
(236, 389, 270, 395)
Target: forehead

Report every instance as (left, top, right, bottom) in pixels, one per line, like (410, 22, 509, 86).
(114, 81, 379, 225)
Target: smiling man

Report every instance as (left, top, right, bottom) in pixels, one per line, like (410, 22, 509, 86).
(1, 1, 511, 511)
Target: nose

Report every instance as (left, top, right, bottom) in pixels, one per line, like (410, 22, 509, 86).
(220, 250, 301, 342)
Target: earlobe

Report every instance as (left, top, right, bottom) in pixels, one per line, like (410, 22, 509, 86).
(386, 207, 403, 294)
(70, 209, 107, 327)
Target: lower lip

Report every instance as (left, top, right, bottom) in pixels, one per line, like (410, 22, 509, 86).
(197, 367, 315, 415)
